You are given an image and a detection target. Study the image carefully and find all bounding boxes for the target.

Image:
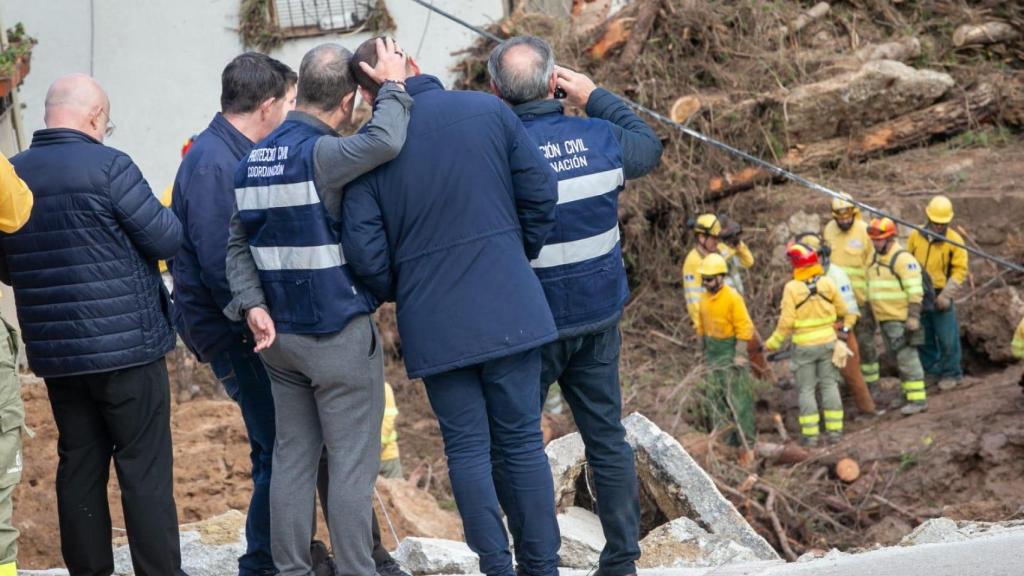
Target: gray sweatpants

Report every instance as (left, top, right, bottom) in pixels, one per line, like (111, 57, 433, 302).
(260, 315, 385, 576)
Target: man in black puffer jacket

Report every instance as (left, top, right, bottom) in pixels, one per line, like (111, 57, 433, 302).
(0, 74, 187, 576)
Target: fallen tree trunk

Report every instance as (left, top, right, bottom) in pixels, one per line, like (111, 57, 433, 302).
(953, 21, 1020, 48)
(708, 78, 1022, 198)
(777, 1, 830, 38)
(587, 2, 641, 59)
(620, 0, 662, 66)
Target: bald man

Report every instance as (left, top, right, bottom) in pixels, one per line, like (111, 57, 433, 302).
(3, 74, 187, 575)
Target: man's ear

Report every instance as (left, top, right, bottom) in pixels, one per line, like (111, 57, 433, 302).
(547, 69, 558, 99)
(258, 96, 276, 120)
(340, 91, 356, 116)
(358, 86, 375, 106)
(489, 80, 500, 98)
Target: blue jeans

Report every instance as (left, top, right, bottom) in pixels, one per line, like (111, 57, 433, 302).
(423, 348, 560, 576)
(520, 324, 640, 576)
(210, 338, 277, 576)
(920, 304, 963, 380)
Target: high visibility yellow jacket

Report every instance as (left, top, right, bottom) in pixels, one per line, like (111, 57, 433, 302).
(682, 247, 708, 332)
(867, 241, 924, 322)
(698, 285, 754, 341)
(0, 155, 33, 234)
(158, 185, 174, 274)
(381, 381, 400, 461)
(765, 266, 853, 350)
(906, 228, 968, 290)
(1013, 317, 1024, 360)
(719, 241, 754, 294)
(823, 218, 873, 304)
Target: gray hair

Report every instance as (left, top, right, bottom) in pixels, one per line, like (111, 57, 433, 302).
(297, 43, 357, 112)
(488, 36, 554, 105)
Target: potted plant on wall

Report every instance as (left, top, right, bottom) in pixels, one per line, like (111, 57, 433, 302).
(0, 23, 36, 100)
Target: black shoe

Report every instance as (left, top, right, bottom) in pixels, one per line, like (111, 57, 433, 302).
(311, 540, 335, 576)
(377, 560, 412, 576)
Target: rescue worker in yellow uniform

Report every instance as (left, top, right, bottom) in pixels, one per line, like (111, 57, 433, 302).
(0, 155, 34, 576)
(867, 217, 928, 415)
(795, 233, 878, 415)
(379, 381, 402, 479)
(906, 196, 968, 391)
(823, 193, 879, 389)
(695, 253, 756, 453)
(682, 214, 722, 334)
(1014, 317, 1024, 361)
(765, 243, 854, 446)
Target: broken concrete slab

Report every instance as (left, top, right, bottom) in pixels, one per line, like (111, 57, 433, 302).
(784, 60, 955, 142)
(395, 537, 480, 575)
(557, 506, 606, 568)
(547, 413, 779, 562)
(112, 510, 246, 575)
(638, 516, 764, 569)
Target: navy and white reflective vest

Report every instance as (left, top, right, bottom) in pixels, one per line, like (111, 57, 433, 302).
(520, 110, 628, 336)
(234, 120, 375, 334)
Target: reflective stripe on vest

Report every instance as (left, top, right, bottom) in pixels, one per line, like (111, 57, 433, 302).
(532, 225, 620, 269)
(250, 244, 345, 271)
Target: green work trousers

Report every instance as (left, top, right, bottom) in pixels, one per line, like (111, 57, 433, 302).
(791, 343, 843, 439)
(0, 318, 24, 568)
(880, 321, 927, 402)
(701, 337, 756, 448)
(855, 304, 880, 387)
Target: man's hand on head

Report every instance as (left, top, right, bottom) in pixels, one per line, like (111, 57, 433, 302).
(554, 65, 597, 109)
(359, 37, 408, 88)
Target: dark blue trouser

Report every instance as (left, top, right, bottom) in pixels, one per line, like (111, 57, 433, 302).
(210, 338, 277, 576)
(920, 304, 963, 380)
(423, 348, 560, 576)
(503, 324, 640, 576)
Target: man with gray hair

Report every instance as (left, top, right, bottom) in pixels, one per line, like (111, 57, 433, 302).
(489, 36, 663, 576)
(225, 38, 411, 576)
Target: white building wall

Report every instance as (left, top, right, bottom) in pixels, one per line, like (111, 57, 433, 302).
(0, 0, 505, 191)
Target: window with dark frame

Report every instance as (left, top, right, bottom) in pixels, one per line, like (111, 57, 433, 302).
(272, 0, 378, 38)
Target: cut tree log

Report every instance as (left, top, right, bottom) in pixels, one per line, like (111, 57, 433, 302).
(835, 458, 861, 483)
(619, 0, 662, 66)
(777, 2, 830, 38)
(588, 15, 635, 59)
(707, 77, 1024, 198)
(953, 21, 1020, 48)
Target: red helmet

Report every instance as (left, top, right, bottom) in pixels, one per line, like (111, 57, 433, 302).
(785, 241, 819, 269)
(867, 217, 897, 239)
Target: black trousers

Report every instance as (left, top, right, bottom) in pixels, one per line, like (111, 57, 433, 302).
(45, 359, 185, 576)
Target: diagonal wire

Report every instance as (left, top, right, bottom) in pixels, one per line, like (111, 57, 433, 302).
(403, 0, 1024, 275)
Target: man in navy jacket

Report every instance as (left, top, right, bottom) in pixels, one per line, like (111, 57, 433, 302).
(488, 36, 663, 576)
(342, 39, 561, 576)
(1, 74, 186, 575)
(169, 52, 296, 576)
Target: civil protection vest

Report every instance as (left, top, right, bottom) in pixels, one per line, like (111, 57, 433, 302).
(234, 120, 374, 334)
(521, 111, 628, 334)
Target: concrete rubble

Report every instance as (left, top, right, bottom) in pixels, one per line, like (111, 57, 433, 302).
(637, 517, 764, 569)
(394, 537, 480, 575)
(548, 412, 779, 565)
(556, 507, 605, 569)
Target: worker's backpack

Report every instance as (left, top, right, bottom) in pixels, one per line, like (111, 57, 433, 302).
(885, 250, 937, 311)
(795, 276, 834, 309)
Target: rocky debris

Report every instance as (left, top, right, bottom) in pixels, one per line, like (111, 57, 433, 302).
(374, 477, 464, 549)
(547, 413, 780, 563)
(962, 286, 1024, 363)
(864, 515, 914, 546)
(557, 507, 606, 568)
(953, 21, 1021, 48)
(394, 537, 480, 575)
(114, 510, 245, 575)
(783, 60, 955, 142)
(637, 517, 764, 569)
(900, 518, 1024, 547)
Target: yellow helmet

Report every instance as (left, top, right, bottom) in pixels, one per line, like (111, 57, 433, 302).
(831, 193, 858, 217)
(925, 195, 954, 224)
(698, 253, 728, 276)
(693, 213, 721, 237)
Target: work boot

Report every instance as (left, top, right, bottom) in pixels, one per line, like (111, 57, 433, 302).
(800, 435, 819, 448)
(889, 396, 905, 410)
(311, 540, 335, 576)
(900, 400, 928, 416)
(825, 432, 842, 445)
(938, 378, 960, 391)
(924, 374, 940, 388)
(377, 560, 412, 576)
